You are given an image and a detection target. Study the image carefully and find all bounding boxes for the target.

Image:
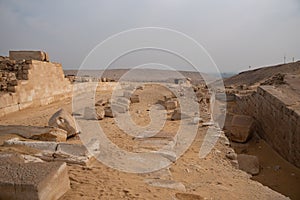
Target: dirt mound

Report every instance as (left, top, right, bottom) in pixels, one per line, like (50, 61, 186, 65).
(225, 61, 300, 87)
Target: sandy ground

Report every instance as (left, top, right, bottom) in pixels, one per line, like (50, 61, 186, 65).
(0, 84, 294, 199)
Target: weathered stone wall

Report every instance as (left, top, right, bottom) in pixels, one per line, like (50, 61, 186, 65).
(0, 59, 73, 117)
(233, 86, 300, 167)
(0, 52, 119, 117)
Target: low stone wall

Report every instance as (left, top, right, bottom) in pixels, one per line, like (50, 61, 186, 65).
(0, 59, 73, 117)
(0, 52, 108, 117)
(233, 86, 300, 167)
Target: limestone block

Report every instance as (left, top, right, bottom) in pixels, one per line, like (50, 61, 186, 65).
(0, 125, 68, 142)
(54, 143, 92, 165)
(0, 161, 70, 200)
(49, 108, 79, 138)
(4, 138, 58, 152)
(9, 51, 49, 62)
(237, 154, 259, 175)
(225, 115, 255, 143)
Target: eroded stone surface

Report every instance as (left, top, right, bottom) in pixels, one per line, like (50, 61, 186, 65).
(4, 138, 93, 166)
(0, 160, 70, 200)
(224, 115, 255, 143)
(0, 125, 67, 142)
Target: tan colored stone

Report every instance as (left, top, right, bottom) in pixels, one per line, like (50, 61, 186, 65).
(225, 115, 255, 143)
(49, 108, 79, 138)
(9, 51, 49, 62)
(0, 161, 70, 200)
(0, 125, 67, 142)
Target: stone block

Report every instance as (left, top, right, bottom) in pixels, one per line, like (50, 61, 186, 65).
(225, 115, 255, 143)
(9, 51, 49, 62)
(49, 108, 79, 138)
(54, 143, 92, 165)
(0, 161, 70, 200)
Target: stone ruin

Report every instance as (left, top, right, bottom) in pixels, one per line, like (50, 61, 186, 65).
(0, 51, 98, 117)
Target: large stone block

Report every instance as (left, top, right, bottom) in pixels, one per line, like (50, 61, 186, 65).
(225, 115, 255, 143)
(0, 161, 70, 200)
(9, 51, 49, 62)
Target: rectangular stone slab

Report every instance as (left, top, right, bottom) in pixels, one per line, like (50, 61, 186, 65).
(9, 51, 49, 62)
(0, 162, 70, 200)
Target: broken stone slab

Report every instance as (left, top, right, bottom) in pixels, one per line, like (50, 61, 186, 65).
(4, 138, 93, 166)
(0, 125, 67, 142)
(4, 138, 58, 152)
(9, 50, 49, 62)
(49, 108, 80, 138)
(53, 143, 93, 165)
(237, 154, 259, 175)
(224, 115, 255, 143)
(145, 179, 186, 192)
(0, 161, 70, 200)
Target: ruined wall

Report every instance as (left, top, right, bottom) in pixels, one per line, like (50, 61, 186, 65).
(234, 86, 300, 167)
(0, 59, 72, 117)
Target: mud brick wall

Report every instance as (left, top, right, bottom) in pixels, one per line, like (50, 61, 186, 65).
(233, 86, 300, 167)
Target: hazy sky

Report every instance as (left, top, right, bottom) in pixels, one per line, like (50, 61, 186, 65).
(0, 0, 299, 72)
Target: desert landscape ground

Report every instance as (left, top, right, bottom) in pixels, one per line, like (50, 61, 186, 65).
(0, 51, 299, 200)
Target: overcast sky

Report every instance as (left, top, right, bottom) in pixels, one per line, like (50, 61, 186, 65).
(0, 0, 299, 73)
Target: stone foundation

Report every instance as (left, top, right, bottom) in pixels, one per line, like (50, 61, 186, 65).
(232, 86, 300, 167)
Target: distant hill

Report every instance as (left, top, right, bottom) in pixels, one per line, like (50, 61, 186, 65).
(224, 61, 300, 86)
(64, 69, 218, 85)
